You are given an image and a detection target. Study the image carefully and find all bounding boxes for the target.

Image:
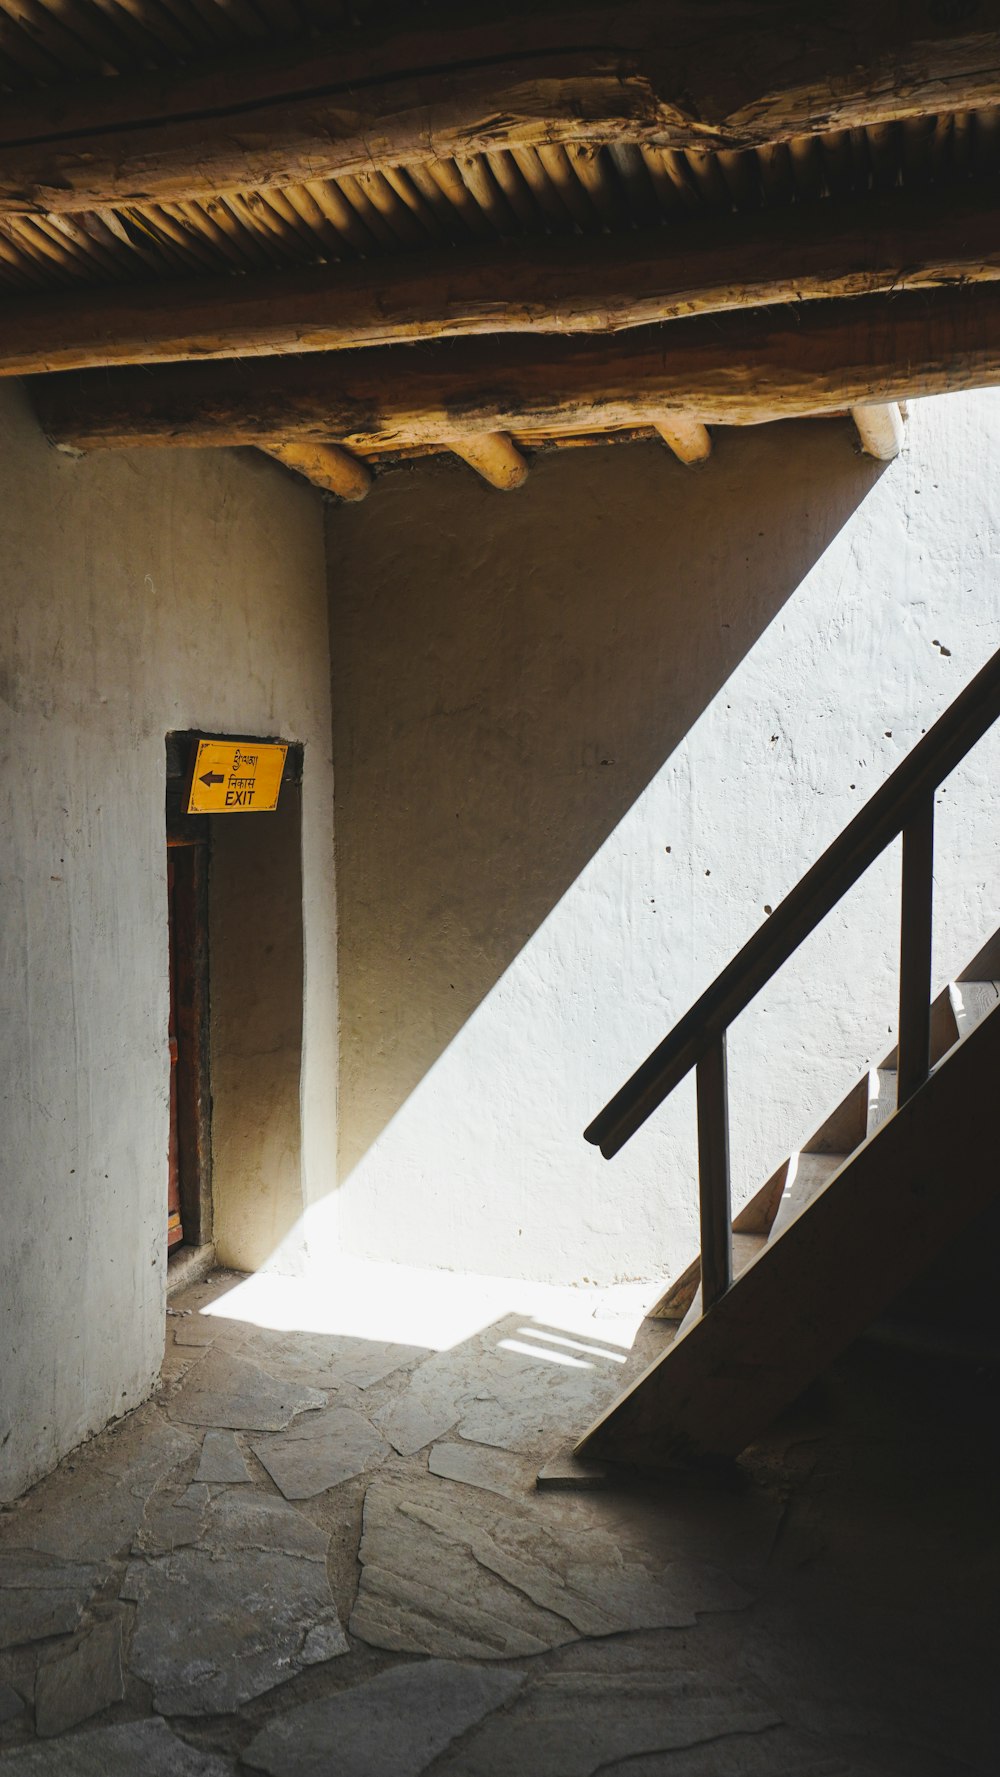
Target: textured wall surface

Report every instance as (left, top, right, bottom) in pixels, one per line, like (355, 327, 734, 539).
(0, 392, 336, 1499)
(328, 396, 1000, 1284)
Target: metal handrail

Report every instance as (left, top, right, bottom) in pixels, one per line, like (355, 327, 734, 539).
(584, 643, 1000, 1308)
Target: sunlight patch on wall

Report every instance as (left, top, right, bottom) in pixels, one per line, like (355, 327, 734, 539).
(325, 396, 1000, 1286)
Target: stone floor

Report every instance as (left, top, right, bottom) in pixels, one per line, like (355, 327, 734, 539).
(0, 1259, 996, 1775)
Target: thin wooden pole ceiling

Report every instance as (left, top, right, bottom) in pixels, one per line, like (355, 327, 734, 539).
(7, 0, 996, 490)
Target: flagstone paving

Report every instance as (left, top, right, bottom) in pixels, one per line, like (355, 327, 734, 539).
(0, 1267, 994, 1774)
(33, 1617, 124, 1738)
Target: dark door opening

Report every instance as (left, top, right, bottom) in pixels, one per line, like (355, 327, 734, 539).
(165, 748, 213, 1255)
(165, 730, 304, 1268)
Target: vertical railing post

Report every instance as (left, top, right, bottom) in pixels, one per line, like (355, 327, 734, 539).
(696, 1031, 732, 1310)
(898, 791, 935, 1107)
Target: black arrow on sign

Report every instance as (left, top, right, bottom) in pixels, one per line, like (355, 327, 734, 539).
(199, 770, 224, 787)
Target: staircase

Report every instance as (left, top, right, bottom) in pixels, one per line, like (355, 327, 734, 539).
(574, 648, 1000, 1469)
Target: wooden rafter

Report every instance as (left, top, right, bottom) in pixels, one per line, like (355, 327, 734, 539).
(850, 403, 906, 460)
(450, 433, 529, 489)
(3, 180, 1000, 376)
(3, 2, 1000, 213)
(263, 441, 372, 499)
(29, 285, 1000, 453)
(653, 418, 712, 465)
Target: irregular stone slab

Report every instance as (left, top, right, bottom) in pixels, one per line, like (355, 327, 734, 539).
(252, 1407, 390, 1500)
(194, 1431, 251, 1485)
(124, 1553, 345, 1714)
(427, 1672, 782, 1777)
(243, 1659, 524, 1777)
(0, 1415, 198, 1564)
(122, 1491, 345, 1714)
(92, 1410, 201, 1498)
(167, 1352, 326, 1432)
(376, 1328, 634, 1462)
(373, 1358, 477, 1457)
(456, 1344, 627, 1456)
(375, 1392, 463, 1459)
(0, 1717, 236, 1773)
(241, 1332, 422, 1394)
(336, 1347, 424, 1391)
(199, 1489, 331, 1561)
(300, 1619, 350, 1665)
(350, 1476, 747, 1660)
(34, 1617, 125, 1738)
(0, 1553, 102, 1650)
(0, 1683, 25, 1725)
(428, 1443, 536, 1501)
(134, 1484, 211, 1555)
(120, 1490, 330, 1589)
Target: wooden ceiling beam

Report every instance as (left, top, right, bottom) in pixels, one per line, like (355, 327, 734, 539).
(450, 433, 529, 489)
(850, 402, 906, 460)
(4, 181, 1000, 377)
(3, 1, 1000, 214)
(30, 285, 1000, 454)
(653, 417, 712, 465)
(262, 440, 372, 499)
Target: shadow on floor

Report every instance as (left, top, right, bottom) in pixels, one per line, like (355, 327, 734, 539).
(0, 1265, 995, 1774)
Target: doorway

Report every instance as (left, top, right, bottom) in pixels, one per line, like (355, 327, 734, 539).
(165, 731, 305, 1270)
(166, 739, 213, 1257)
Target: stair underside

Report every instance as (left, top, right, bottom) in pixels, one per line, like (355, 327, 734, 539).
(576, 982, 1000, 1468)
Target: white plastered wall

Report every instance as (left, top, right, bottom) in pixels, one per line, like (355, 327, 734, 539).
(0, 386, 337, 1500)
(328, 393, 1000, 1284)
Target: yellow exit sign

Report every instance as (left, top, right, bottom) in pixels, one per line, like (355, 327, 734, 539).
(186, 738, 288, 814)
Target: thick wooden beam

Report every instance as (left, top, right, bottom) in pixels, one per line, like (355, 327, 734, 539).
(29, 285, 1000, 454)
(2, 1, 1000, 213)
(262, 441, 372, 500)
(0, 52, 654, 215)
(6, 181, 999, 377)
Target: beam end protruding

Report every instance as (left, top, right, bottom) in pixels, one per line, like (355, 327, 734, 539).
(264, 440, 373, 500)
(850, 401, 905, 460)
(653, 415, 712, 465)
(451, 431, 529, 489)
